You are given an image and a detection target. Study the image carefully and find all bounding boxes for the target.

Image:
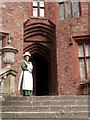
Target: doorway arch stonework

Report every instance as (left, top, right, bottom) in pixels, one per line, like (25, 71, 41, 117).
(23, 17, 58, 95)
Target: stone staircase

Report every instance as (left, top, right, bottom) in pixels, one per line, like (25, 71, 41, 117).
(1, 95, 89, 120)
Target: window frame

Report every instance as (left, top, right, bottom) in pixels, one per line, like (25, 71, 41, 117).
(59, 0, 81, 20)
(72, 35, 90, 80)
(78, 43, 90, 79)
(33, 0, 45, 17)
(0, 39, 2, 68)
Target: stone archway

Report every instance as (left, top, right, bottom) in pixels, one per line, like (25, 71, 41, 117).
(23, 18, 58, 95)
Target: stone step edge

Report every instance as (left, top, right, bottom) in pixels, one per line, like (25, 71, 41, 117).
(1, 119, 89, 120)
(2, 99, 88, 102)
(4, 96, 89, 99)
(1, 105, 89, 107)
(3, 96, 89, 99)
(1, 111, 89, 114)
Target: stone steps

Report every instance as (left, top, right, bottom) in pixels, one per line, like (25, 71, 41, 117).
(2, 100, 88, 106)
(1, 95, 89, 119)
(2, 111, 88, 119)
(1, 119, 89, 120)
(2, 105, 88, 112)
(3, 95, 89, 101)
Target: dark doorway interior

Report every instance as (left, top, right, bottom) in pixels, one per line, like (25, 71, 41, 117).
(32, 53, 50, 96)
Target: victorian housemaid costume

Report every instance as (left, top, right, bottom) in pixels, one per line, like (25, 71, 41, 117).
(18, 52, 33, 96)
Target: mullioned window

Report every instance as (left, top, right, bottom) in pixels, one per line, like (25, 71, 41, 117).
(59, 0, 80, 20)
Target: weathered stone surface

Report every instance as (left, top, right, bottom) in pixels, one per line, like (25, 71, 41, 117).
(2, 96, 89, 119)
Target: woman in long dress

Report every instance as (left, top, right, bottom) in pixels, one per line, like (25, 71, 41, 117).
(18, 52, 33, 96)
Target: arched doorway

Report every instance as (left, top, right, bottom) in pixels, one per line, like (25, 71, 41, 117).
(32, 53, 50, 96)
(23, 18, 57, 95)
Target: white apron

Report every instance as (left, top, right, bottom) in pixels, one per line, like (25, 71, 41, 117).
(18, 62, 33, 91)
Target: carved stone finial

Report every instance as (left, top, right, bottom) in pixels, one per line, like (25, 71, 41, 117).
(1, 34, 18, 67)
(7, 39, 11, 45)
(7, 35, 11, 45)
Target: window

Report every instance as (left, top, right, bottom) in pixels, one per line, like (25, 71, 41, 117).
(78, 43, 90, 79)
(33, 0, 45, 17)
(59, 0, 80, 20)
(0, 40, 2, 68)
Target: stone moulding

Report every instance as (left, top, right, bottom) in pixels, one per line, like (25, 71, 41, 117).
(0, 66, 17, 79)
(0, 66, 18, 97)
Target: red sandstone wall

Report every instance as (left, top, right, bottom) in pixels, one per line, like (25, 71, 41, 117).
(1, 2, 89, 95)
(2, 2, 30, 95)
(44, 2, 88, 95)
(56, 2, 88, 95)
(48, 2, 88, 94)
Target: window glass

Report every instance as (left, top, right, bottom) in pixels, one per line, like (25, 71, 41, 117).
(33, 0, 44, 17)
(59, 2, 64, 20)
(85, 44, 90, 57)
(79, 59, 86, 78)
(40, 8, 44, 17)
(59, 0, 64, 2)
(0, 40, 2, 49)
(33, 8, 38, 17)
(40, 0, 44, 7)
(73, 0, 80, 17)
(78, 45, 84, 57)
(33, 0, 38, 6)
(59, 0, 80, 20)
(0, 56, 1, 68)
(76, 40, 90, 79)
(66, 0, 72, 18)
(87, 59, 90, 78)
(0, 40, 2, 68)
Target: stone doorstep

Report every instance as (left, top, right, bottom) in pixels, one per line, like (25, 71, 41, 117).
(2, 111, 88, 119)
(2, 105, 89, 112)
(2, 101, 88, 107)
(2, 118, 90, 120)
(1, 119, 89, 120)
(4, 95, 89, 100)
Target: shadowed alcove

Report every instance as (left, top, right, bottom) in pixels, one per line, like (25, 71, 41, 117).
(32, 53, 50, 96)
(25, 43, 51, 96)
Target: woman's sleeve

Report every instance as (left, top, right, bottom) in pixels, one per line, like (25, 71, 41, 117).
(27, 62, 33, 72)
(21, 61, 28, 71)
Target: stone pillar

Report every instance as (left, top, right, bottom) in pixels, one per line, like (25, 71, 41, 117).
(0, 36, 18, 96)
(1, 68, 17, 96)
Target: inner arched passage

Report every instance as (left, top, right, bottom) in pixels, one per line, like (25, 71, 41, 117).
(32, 53, 50, 96)
(24, 44, 51, 96)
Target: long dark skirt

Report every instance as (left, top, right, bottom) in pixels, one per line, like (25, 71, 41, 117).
(20, 90, 32, 96)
